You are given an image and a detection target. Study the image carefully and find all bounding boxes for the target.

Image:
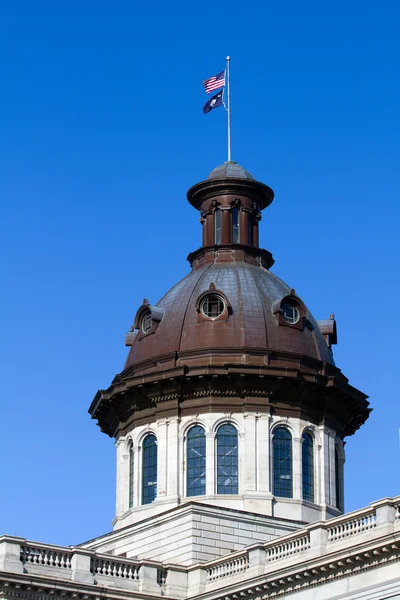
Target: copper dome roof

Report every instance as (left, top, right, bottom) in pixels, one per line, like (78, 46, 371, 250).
(123, 261, 333, 374)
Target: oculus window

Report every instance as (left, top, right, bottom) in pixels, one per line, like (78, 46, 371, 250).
(216, 424, 238, 494)
(141, 310, 153, 334)
(201, 295, 225, 319)
(142, 434, 157, 505)
(187, 425, 206, 497)
(281, 301, 300, 325)
(273, 427, 293, 498)
(302, 432, 314, 502)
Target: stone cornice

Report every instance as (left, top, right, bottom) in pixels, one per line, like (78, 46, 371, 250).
(89, 357, 370, 438)
(200, 533, 400, 600)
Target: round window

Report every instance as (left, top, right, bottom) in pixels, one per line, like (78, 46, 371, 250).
(141, 310, 153, 333)
(201, 294, 225, 319)
(281, 301, 300, 324)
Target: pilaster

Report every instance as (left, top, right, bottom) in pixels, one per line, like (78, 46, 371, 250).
(206, 432, 215, 495)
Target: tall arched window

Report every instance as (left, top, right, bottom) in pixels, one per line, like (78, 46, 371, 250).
(187, 425, 206, 497)
(273, 427, 293, 498)
(214, 209, 221, 244)
(335, 446, 343, 511)
(216, 424, 238, 494)
(232, 208, 240, 243)
(142, 434, 157, 505)
(302, 432, 314, 502)
(128, 441, 134, 508)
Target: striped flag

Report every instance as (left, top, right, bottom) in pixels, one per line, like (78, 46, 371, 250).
(203, 70, 225, 94)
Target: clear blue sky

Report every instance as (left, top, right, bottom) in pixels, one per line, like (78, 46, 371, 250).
(1, 0, 399, 546)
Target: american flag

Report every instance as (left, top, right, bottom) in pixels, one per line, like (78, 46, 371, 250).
(203, 70, 225, 94)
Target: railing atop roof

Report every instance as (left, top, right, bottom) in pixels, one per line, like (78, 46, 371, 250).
(0, 495, 399, 598)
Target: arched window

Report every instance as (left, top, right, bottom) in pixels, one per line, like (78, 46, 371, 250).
(216, 424, 238, 494)
(187, 425, 206, 497)
(302, 432, 314, 502)
(142, 434, 157, 505)
(232, 208, 240, 243)
(214, 209, 221, 244)
(335, 447, 343, 511)
(128, 441, 134, 508)
(273, 427, 293, 498)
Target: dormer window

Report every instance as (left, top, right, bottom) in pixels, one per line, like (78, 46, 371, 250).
(281, 301, 300, 325)
(141, 310, 153, 333)
(272, 291, 306, 331)
(129, 299, 165, 342)
(196, 283, 232, 324)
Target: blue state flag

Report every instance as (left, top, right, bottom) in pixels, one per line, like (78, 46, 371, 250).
(203, 90, 224, 114)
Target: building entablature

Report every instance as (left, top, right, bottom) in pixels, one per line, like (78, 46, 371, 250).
(90, 361, 369, 439)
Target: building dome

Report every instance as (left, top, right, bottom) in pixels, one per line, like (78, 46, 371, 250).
(90, 162, 369, 530)
(208, 160, 255, 180)
(123, 262, 334, 376)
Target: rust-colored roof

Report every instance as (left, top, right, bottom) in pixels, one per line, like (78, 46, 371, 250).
(124, 261, 334, 375)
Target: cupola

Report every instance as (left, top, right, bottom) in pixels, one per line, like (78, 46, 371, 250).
(90, 161, 370, 534)
(187, 161, 274, 270)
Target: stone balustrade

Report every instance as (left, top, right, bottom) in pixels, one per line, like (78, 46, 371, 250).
(0, 495, 399, 599)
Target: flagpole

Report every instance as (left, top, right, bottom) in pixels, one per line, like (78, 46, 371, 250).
(226, 56, 231, 162)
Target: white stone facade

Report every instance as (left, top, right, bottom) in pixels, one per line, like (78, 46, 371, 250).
(115, 412, 344, 530)
(1, 496, 399, 600)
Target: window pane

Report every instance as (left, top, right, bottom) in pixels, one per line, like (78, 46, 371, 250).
(187, 426, 206, 497)
(232, 208, 240, 243)
(142, 434, 157, 505)
(302, 433, 314, 502)
(217, 424, 238, 494)
(129, 443, 134, 508)
(215, 209, 221, 245)
(273, 428, 292, 498)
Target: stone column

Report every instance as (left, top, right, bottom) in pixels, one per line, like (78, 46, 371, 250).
(115, 437, 125, 517)
(238, 429, 246, 494)
(318, 424, 336, 510)
(157, 420, 168, 498)
(206, 432, 215, 495)
(166, 417, 180, 500)
(205, 211, 214, 246)
(315, 439, 322, 505)
(178, 432, 185, 498)
(220, 206, 231, 244)
(258, 413, 271, 493)
(293, 436, 303, 500)
(134, 443, 141, 506)
(240, 209, 249, 245)
(243, 413, 256, 492)
(328, 431, 336, 507)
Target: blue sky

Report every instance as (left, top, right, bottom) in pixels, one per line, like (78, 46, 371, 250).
(1, 0, 399, 545)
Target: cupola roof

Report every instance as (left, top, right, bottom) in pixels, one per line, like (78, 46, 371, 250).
(208, 160, 255, 180)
